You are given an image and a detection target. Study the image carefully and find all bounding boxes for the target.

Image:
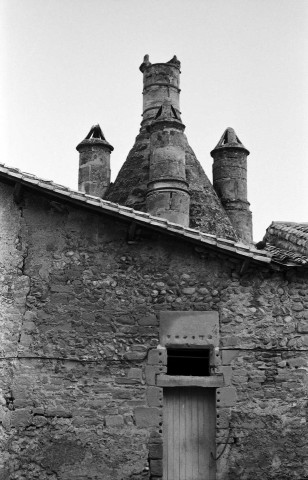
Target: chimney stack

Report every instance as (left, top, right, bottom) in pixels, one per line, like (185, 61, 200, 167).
(211, 128, 253, 244)
(76, 124, 113, 198)
(139, 55, 181, 133)
(146, 99, 190, 226)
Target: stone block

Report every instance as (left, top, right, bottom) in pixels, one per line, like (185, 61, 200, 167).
(45, 408, 72, 418)
(11, 387, 33, 408)
(150, 459, 163, 476)
(287, 357, 308, 368)
(145, 365, 166, 385)
(105, 415, 124, 427)
(32, 415, 48, 427)
(124, 351, 147, 361)
(216, 387, 237, 407)
(19, 332, 32, 346)
(146, 386, 163, 407)
(216, 408, 231, 428)
(298, 321, 308, 333)
(148, 348, 167, 366)
(159, 311, 219, 347)
(127, 368, 143, 382)
(138, 315, 159, 326)
(134, 407, 161, 427)
(149, 430, 163, 444)
(149, 443, 163, 459)
(182, 287, 196, 295)
(10, 408, 32, 428)
(217, 366, 232, 386)
(116, 377, 141, 385)
(221, 335, 238, 347)
(222, 350, 239, 365)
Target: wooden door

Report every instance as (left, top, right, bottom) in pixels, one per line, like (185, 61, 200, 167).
(163, 388, 216, 480)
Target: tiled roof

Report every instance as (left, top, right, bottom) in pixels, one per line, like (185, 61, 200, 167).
(264, 222, 308, 266)
(0, 162, 270, 264)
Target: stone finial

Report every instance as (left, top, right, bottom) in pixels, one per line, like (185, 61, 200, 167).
(139, 54, 152, 73)
(167, 55, 181, 68)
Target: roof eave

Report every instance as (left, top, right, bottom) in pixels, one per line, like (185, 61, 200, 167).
(0, 164, 274, 267)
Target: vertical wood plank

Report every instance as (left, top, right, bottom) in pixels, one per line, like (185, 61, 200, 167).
(163, 388, 216, 480)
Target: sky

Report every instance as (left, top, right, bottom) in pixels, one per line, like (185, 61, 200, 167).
(1, 0, 308, 242)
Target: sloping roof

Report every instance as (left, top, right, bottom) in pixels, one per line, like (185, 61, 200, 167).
(0, 162, 270, 265)
(106, 132, 238, 240)
(263, 222, 308, 266)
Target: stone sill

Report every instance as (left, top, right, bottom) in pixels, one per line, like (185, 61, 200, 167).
(157, 374, 224, 388)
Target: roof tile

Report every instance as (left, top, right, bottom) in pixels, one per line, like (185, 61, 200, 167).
(0, 161, 281, 266)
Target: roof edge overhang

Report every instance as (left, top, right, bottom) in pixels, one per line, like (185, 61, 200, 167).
(0, 163, 281, 268)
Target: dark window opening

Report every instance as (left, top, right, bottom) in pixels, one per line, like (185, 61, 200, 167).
(167, 348, 210, 376)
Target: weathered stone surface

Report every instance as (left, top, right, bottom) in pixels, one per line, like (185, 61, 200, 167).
(146, 387, 163, 407)
(159, 310, 219, 346)
(105, 414, 124, 427)
(134, 407, 161, 428)
(106, 58, 237, 240)
(298, 320, 308, 333)
(10, 408, 32, 428)
(217, 366, 232, 386)
(217, 387, 237, 407)
(145, 365, 166, 386)
(149, 442, 163, 459)
(0, 180, 307, 479)
(147, 348, 167, 365)
(150, 459, 163, 476)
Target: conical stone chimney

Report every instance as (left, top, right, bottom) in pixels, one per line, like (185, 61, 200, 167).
(106, 56, 237, 239)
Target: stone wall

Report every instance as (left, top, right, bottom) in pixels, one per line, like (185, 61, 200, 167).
(0, 183, 307, 480)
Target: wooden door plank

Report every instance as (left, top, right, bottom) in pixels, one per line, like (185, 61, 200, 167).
(163, 387, 216, 480)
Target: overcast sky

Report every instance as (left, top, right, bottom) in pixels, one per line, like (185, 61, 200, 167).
(1, 0, 307, 242)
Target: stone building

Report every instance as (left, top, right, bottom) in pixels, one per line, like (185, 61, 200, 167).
(0, 55, 307, 480)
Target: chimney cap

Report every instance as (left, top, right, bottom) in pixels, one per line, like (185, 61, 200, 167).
(76, 124, 114, 152)
(210, 127, 249, 156)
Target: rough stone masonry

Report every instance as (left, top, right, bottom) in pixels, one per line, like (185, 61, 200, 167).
(0, 183, 307, 480)
(0, 54, 307, 480)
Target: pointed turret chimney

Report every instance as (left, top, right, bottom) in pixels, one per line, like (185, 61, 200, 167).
(76, 125, 113, 198)
(211, 128, 253, 243)
(146, 99, 190, 226)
